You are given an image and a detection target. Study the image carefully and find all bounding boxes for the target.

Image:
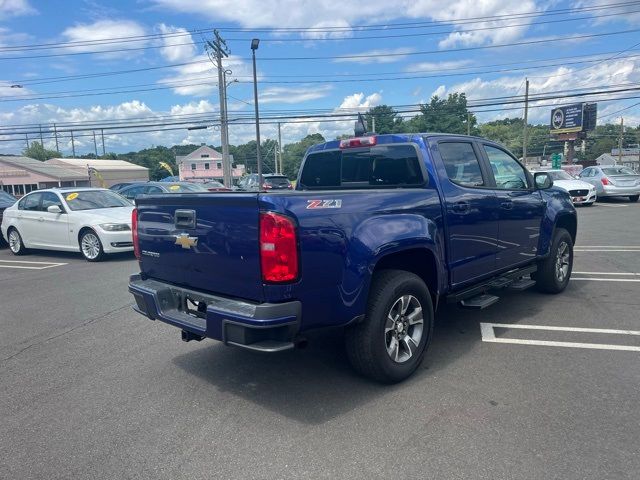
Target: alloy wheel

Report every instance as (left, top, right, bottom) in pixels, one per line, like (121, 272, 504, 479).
(81, 232, 101, 260)
(555, 241, 570, 283)
(8, 230, 21, 253)
(384, 294, 424, 363)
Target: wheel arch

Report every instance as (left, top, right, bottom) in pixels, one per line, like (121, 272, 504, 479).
(555, 214, 577, 245)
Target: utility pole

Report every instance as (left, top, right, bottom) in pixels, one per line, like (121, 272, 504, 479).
(101, 129, 106, 156)
(277, 122, 283, 176)
(467, 112, 471, 136)
(93, 130, 98, 157)
(523, 78, 529, 162)
(39, 124, 44, 146)
(207, 31, 232, 188)
(53, 123, 59, 153)
(618, 117, 624, 164)
(371, 116, 376, 133)
(25, 134, 29, 150)
(70, 131, 76, 158)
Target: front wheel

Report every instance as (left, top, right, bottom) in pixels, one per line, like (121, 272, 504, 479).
(534, 228, 573, 294)
(345, 270, 434, 383)
(7, 228, 28, 255)
(80, 230, 105, 262)
(629, 195, 639, 202)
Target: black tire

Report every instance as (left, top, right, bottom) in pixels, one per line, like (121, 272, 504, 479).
(629, 195, 639, 202)
(584, 201, 594, 207)
(534, 228, 573, 294)
(7, 228, 28, 255)
(345, 270, 434, 384)
(79, 230, 105, 262)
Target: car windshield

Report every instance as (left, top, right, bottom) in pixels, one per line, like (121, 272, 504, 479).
(265, 176, 290, 187)
(166, 183, 207, 192)
(64, 190, 132, 211)
(0, 190, 17, 207)
(602, 167, 637, 176)
(205, 180, 225, 188)
(546, 170, 573, 181)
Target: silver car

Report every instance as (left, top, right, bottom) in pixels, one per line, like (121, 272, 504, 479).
(578, 166, 640, 202)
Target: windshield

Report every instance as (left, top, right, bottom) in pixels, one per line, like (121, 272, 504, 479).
(602, 167, 637, 176)
(205, 180, 225, 188)
(166, 183, 207, 192)
(265, 177, 291, 187)
(64, 190, 132, 211)
(0, 190, 17, 207)
(546, 170, 573, 181)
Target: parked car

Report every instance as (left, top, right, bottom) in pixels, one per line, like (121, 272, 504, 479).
(0, 190, 17, 245)
(118, 181, 208, 201)
(535, 169, 596, 206)
(109, 182, 136, 192)
(201, 180, 231, 192)
(1, 188, 134, 261)
(129, 133, 577, 383)
(238, 174, 292, 191)
(578, 166, 640, 202)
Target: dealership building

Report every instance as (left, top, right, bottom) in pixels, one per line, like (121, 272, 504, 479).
(0, 155, 89, 197)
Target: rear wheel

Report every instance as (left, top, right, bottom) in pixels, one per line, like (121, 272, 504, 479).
(80, 230, 105, 262)
(534, 228, 573, 294)
(7, 228, 27, 255)
(345, 270, 434, 383)
(629, 195, 639, 202)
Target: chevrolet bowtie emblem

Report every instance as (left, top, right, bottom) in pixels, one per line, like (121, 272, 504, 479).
(174, 233, 198, 249)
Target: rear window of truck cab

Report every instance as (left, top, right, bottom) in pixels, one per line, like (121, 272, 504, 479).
(299, 144, 425, 189)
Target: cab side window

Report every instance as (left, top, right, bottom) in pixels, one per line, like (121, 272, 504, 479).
(438, 142, 485, 188)
(18, 193, 42, 211)
(484, 145, 529, 190)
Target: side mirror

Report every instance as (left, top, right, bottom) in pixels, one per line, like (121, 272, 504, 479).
(534, 172, 554, 190)
(47, 205, 63, 214)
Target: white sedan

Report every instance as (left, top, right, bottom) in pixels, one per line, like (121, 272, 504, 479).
(1, 188, 134, 261)
(537, 169, 597, 206)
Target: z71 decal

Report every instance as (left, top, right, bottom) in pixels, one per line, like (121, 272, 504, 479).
(306, 199, 342, 209)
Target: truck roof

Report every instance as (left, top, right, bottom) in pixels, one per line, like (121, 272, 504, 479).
(306, 133, 488, 154)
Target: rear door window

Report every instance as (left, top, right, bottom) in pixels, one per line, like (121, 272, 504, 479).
(299, 144, 424, 189)
(438, 142, 485, 187)
(19, 193, 42, 211)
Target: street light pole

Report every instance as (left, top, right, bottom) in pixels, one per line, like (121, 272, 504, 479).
(251, 38, 262, 189)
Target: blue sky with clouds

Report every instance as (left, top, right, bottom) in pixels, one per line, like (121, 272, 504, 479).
(1, 0, 639, 154)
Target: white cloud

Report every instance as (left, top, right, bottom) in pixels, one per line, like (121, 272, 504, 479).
(152, 0, 541, 47)
(0, 0, 35, 19)
(61, 20, 147, 58)
(260, 86, 332, 104)
(338, 92, 382, 110)
(157, 23, 196, 62)
(170, 100, 216, 116)
(333, 47, 414, 65)
(406, 60, 474, 73)
(574, 0, 640, 24)
(0, 80, 33, 98)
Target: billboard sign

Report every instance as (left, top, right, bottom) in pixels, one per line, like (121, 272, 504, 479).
(550, 104, 584, 134)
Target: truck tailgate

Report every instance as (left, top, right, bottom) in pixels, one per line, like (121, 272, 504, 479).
(135, 193, 263, 302)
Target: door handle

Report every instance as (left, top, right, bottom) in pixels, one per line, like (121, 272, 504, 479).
(451, 201, 470, 213)
(500, 201, 513, 210)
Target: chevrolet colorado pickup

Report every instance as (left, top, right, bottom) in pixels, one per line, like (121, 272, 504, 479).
(129, 133, 576, 383)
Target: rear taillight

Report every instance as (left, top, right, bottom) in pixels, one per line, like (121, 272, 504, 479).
(601, 177, 610, 185)
(262, 183, 272, 189)
(132, 208, 140, 260)
(259, 212, 298, 283)
(287, 184, 293, 189)
(339, 136, 377, 149)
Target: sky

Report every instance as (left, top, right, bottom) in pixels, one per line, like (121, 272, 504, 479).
(0, 0, 640, 155)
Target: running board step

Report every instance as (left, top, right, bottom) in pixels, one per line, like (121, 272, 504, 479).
(508, 278, 536, 291)
(459, 294, 499, 310)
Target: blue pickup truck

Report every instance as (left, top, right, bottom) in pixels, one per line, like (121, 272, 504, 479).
(129, 133, 576, 383)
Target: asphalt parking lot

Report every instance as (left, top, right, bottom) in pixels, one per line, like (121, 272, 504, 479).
(1, 199, 639, 480)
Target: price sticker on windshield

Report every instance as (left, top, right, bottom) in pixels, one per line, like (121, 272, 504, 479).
(169, 185, 180, 191)
(66, 192, 79, 201)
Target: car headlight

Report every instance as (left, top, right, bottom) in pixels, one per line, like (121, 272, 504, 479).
(99, 223, 131, 232)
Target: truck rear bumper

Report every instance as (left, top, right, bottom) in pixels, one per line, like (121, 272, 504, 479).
(129, 274, 301, 352)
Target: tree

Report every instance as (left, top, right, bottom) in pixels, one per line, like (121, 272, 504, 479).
(22, 141, 61, 161)
(407, 93, 478, 135)
(365, 105, 404, 134)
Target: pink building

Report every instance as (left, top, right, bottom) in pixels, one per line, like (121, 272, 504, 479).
(177, 145, 245, 182)
(0, 155, 89, 197)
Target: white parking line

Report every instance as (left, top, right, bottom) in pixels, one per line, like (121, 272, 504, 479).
(480, 323, 640, 352)
(0, 260, 67, 270)
(575, 249, 640, 252)
(571, 278, 640, 282)
(572, 271, 640, 276)
(593, 203, 628, 208)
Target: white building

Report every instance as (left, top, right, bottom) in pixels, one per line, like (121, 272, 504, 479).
(46, 158, 149, 188)
(176, 145, 245, 181)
